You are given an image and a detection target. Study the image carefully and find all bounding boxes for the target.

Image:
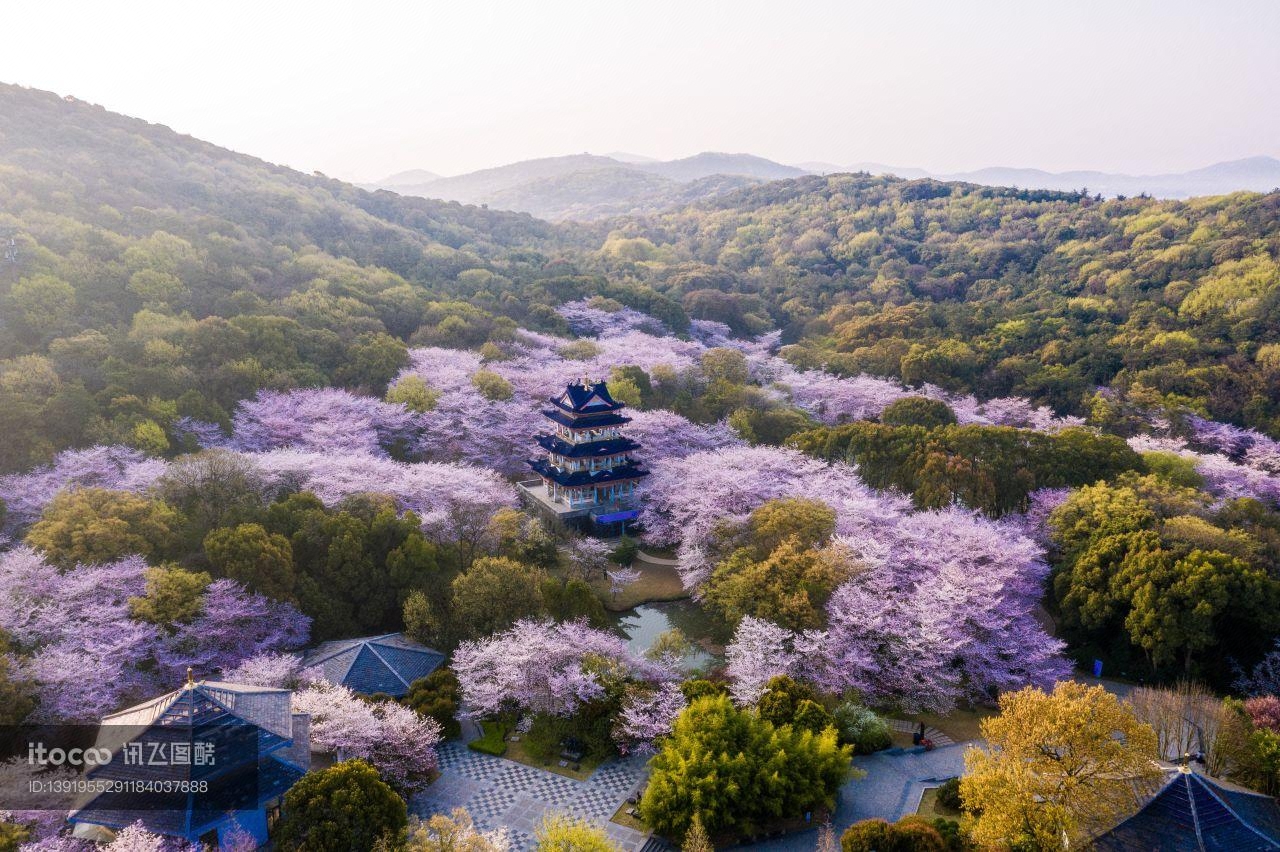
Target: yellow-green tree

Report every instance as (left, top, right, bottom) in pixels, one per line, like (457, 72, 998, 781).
(960, 682, 1160, 849)
(534, 813, 618, 852)
(26, 488, 179, 567)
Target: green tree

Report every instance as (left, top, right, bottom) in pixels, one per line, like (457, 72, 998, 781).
(880, 396, 957, 429)
(204, 523, 297, 602)
(339, 332, 409, 393)
(26, 488, 179, 567)
(704, 538, 845, 630)
(128, 565, 212, 625)
(155, 450, 267, 553)
(0, 629, 35, 724)
(275, 759, 407, 852)
(471, 369, 514, 401)
(1118, 548, 1280, 673)
(640, 695, 851, 838)
(403, 668, 461, 738)
(542, 578, 608, 627)
(386, 375, 440, 413)
(8, 274, 76, 340)
(451, 557, 545, 638)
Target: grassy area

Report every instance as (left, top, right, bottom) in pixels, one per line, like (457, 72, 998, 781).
(593, 561, 688, 611)
(503, 736, 602, 781)
(610, 801, 648, 831)
(468, 720, 508, 756)
(916, 787, 963, 820)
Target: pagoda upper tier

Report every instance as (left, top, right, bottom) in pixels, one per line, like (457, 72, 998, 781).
(528, 378, 648, 506)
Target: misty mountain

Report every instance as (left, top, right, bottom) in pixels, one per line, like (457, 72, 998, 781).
(636, 152, 807, 182)
(375, 168, 443, 187)
(363, 151, 802, 221)
(809, 157, 1280, 199)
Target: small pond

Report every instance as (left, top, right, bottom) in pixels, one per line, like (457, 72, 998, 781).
(611, 599, 727, 672)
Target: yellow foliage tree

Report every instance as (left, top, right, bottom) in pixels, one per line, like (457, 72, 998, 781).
(960, 682, 1161, 849)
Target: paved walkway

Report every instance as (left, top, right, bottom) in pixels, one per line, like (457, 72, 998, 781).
(740, 742, 973, 852)
(413, 741, 651, 852)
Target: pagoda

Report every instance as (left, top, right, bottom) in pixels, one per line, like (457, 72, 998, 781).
(523, 376, 647, 529)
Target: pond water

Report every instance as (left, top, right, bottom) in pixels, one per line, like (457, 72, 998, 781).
(611, 599, 727, 672)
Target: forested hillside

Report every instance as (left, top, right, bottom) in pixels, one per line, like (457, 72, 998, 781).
(602, 175, 1280, 435)
(0, 84, 595, 473)
(4, 80, 1280, 484)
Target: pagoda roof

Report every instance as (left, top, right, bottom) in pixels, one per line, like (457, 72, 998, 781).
(550, 380, 625, 415)
(70, 681, 308, 839)
(1093, 769, 1280, 851)
(302, 632, 444, 698)
(541, 408, 631, 429)
(536, 434, 640, 458)
(529, 458, 649, 487)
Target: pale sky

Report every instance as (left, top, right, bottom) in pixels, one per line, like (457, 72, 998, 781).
(4, 0, 1278, 181)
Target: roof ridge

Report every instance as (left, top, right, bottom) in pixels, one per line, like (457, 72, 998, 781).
(1190, 772, 1280, 849)
(1184, 773, 1207, 852)
(363, 642, 412, 691)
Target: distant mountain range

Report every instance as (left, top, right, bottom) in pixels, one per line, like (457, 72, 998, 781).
(803, 157, 1280, 200)
(364, 153, 1280, 222)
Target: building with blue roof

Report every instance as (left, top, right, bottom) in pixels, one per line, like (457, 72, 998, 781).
(68, 676, 309, 849)
(1093, 767, 1280, 851)
(519, 376, 648, 532)
(301, 632, 444, 698)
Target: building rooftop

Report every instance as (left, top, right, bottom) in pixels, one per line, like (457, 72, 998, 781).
(70, 680, 308, 839)
(549, 379, 625, 415)
(302, 633, 444, 697)
(1092, 768, 1280, 851)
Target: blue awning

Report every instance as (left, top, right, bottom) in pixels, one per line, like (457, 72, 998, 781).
(594, 509, 640, 523)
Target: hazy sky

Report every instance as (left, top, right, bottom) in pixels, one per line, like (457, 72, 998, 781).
(4, 1, 1278, 180)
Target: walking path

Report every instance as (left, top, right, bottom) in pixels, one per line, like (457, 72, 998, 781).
(634, 549, 680, 567)
(739, 741, 974, 852)
(413, 742, 651, 852)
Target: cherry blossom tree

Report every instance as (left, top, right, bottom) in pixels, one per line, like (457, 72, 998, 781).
(221, 652, 303, 688)
(0, 446, 167, 532)
(607, 567, 642, 598)
(641, 445, 909, 588)
(230, 388, 420, 456)
(725, 616, 799, 705)
(0, 548, 308, 722)
(452, 619, 674, 718)
(155, 579, 310, 683)
(292, 680, 440, 791)
(557, 299, 668, 337)
(613, 681, 687, 754)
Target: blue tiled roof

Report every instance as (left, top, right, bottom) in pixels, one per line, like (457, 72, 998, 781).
(541, 408, 632, 429)
(1093, 771, 1280, 851)
(302, 633, 445, 697)
(550, 380, 624, 414)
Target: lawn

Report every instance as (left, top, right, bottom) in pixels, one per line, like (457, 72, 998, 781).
(593, 561, 688, 611)
(916, 787, 963, 820)
(503, 735, 602, 781)
(610, 801, 647, 831)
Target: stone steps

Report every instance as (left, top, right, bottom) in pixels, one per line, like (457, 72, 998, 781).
(886, 717, 955, 747)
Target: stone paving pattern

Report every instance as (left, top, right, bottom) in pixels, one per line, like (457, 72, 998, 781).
(413, 741, 651, 852)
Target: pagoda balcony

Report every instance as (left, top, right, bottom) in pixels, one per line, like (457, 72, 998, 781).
(528, 458, 649, 487)
(535, 433, 641, 458)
